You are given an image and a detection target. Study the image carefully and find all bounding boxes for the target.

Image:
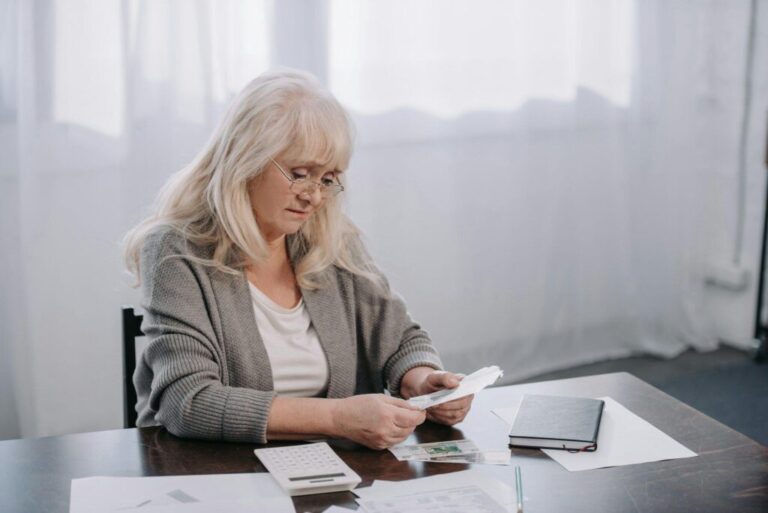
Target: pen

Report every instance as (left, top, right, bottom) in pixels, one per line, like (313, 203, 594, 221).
(515, 465, 524, 513)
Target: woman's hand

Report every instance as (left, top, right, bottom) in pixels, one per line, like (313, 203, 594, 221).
(330, 394, 426, 450)
(401, 368, 474, 426)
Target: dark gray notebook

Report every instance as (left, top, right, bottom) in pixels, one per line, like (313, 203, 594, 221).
(508, 394, 605, 451)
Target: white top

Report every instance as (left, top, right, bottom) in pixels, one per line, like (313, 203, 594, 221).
(248, 282, 329, 397)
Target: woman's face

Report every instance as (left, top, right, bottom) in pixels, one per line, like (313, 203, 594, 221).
(247, 157, 339, 243)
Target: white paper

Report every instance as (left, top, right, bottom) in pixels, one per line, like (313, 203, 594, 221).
(352, 469, 514, 511)
(321, 507, 357, 513)
(407, 366, 503, 410)
(97, 503, 280, 513)
(357, 484, 507, 513)
(493, 396, 697, 471)
(70, 473, 294, 513)
(351, 479, 396, 499)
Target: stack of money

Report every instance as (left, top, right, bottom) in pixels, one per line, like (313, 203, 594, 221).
(388, 440, 511, 465)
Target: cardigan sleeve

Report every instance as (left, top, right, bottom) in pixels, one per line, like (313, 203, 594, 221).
(351, 269, 444, 397)
(135, 230, 276, 443)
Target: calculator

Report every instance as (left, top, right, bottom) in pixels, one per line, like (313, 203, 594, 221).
(254, 442, 362, 496)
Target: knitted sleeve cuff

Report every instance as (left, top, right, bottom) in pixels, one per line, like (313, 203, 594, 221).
(221, 388, 277, 443)
(384, 338, 443, 397)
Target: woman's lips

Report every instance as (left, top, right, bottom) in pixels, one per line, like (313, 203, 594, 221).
(286, 208, 310, 218)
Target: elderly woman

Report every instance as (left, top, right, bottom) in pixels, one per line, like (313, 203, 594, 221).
(123, 68, 473, 449)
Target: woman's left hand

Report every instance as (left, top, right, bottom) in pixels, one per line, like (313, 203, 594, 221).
(413, 371, 474, 426)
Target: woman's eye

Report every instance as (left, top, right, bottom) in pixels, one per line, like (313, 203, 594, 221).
(290, 168, 309, 180)
(321, 175, 337, 186)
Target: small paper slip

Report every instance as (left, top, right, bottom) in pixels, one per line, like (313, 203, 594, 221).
(493, 396, 697, 471)
(70, 473, 294, 513)
(407, 366, 503, 410)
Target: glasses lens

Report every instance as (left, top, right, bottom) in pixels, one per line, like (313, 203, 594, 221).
(293, 180, 341, 198)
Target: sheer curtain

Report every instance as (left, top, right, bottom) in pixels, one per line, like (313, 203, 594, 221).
(0, 0, 764, 440)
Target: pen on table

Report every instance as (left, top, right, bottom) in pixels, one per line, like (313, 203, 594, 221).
(515, 465, 524, 513)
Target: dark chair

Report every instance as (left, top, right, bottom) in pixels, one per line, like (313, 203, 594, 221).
(122, 306, 144, 428)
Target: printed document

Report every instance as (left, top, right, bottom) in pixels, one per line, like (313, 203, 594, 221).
(357, 484, 507, 513)
(353, 469, 515, 511)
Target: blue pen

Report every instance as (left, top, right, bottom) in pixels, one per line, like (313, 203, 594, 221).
(515, 465, 524, 513)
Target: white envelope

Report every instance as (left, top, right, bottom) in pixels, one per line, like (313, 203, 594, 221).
(407, 366, 503, 410)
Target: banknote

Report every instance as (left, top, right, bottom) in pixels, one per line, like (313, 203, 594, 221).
(420, 451, 512, 465)
(389, 439, 481, 461)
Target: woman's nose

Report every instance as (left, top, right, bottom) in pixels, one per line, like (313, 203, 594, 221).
(299, 185, 324, 206)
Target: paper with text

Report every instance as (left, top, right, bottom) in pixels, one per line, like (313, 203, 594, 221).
(357, 484, 507, 513)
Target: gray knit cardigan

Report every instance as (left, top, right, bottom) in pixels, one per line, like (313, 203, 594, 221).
(133, 228, 443, 443)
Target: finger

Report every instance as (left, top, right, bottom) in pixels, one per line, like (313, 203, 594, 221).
(427, 402, 471, 421)
(426, 410, 452, 425)
(427, 371, 461, 389)
(389, 424, 416, 442)
(390, 431, 414, 446)
(428, 409, 466, 426)
(429, 400, 470, 412)
(380, 423, 417, 448)
(393, 407, 426, 428)
(382, 395, 423, 411)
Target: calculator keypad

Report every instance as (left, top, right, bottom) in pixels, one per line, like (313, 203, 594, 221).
(254, 442, 361, 496)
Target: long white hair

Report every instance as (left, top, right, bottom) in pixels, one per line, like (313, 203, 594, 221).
(123, 68, 382, 290)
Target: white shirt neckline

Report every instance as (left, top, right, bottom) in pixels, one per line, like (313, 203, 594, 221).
(247, 281, 303, 314)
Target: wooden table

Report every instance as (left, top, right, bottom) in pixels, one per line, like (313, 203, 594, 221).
(1, 372, 766, 512)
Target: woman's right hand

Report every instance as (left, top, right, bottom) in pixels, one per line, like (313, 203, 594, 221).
(330, 394, 426, 450)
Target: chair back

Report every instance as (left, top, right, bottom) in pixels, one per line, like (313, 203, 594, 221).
(121, 306, 144, 428)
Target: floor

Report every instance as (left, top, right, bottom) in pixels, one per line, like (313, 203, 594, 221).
(518, 346, 768, 446)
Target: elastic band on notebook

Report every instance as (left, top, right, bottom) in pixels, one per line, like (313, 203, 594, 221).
(566, 443, 597, 453)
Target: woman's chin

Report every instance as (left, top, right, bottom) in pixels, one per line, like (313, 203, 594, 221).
(282, 221, 306, 235)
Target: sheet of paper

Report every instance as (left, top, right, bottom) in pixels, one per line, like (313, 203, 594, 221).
(91, 503, 278, 513)
(493, 396, 697, 471)
(389, 439, 480, 461)
(352, 469, 514, 511)
(321, 506, 357, 513)
(70, 473, 294, 513)
(357, 484, 507, 513)
(407, 366, 503, 410)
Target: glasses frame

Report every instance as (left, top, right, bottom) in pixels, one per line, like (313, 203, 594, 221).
(269, 157, 345, 198)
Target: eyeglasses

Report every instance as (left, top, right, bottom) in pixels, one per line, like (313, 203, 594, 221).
(270, 158, 345, 198)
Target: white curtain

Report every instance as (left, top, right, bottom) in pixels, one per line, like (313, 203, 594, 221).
(1, 0, 765, 440)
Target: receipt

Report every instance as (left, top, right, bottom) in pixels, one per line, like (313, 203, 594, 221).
(406, 366, 503, 410)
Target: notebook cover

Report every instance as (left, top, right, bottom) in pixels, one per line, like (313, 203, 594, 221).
(508, 394, 605, 450)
